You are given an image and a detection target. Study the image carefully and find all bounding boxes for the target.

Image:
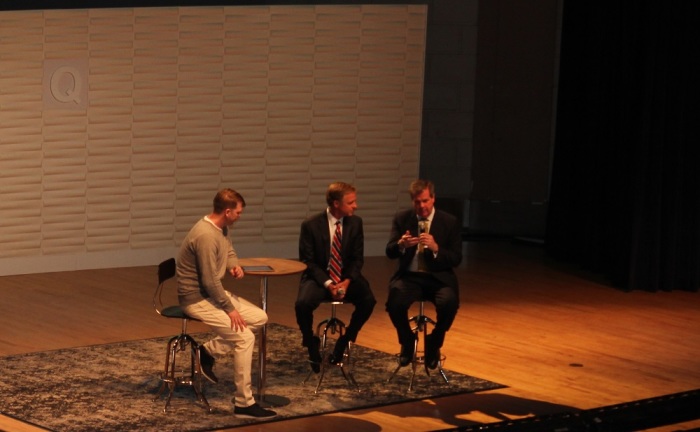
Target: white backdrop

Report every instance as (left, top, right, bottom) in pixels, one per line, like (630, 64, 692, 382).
(0, 5, 426, 275)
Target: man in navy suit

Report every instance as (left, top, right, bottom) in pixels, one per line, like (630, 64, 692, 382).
(296, 182, 377, 373)
(385, 179, 463, 370)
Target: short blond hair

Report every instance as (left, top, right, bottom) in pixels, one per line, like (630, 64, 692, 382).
(326, 182, 356, 206)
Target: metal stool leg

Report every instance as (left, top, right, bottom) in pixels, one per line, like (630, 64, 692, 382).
(153, 333, 212, 412)
(153, 334, 179, 410)
(303, 302, 359, 393)
(387, 301, 449, 391)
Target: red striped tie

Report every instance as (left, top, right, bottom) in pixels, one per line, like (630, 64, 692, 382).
(329, 221, 343, 284)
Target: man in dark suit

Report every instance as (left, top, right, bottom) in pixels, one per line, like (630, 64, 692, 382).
(296, 182, 377, 373)
(385, 179, 463, 370)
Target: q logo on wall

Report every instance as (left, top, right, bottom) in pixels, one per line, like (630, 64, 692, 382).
(43, 59, 88, 110)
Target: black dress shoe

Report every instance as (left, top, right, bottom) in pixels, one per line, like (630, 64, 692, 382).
(328, 335, 348, 365)
(198, 345, 218, 383)
(234, 403, 277, 418)
(398, 338, 416, 367)
(307, 336, 322, 373)
(424, 334, 440, 370)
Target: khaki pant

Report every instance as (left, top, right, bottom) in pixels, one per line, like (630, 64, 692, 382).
(183, 291, 267, 407)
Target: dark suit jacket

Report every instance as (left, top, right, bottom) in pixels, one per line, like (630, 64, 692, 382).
(299, 211, 367, 287)
(385, 208, 463, 291)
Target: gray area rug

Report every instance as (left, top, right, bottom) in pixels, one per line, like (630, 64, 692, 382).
(0, 323, 504, 431)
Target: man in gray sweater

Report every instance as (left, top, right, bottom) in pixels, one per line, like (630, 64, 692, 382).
(177, 188, 275, 418)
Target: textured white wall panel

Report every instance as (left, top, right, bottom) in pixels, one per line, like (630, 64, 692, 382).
(0, 4, 425, 275)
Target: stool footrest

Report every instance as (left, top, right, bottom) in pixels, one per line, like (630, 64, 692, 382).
(303, 302, 359, 393)
(153, 332, 212, 413)
(387, 307, 450, 391)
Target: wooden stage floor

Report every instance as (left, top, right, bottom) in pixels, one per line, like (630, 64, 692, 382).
(1, 240, 699, 431)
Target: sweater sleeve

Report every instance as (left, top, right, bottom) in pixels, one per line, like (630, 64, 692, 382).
(194, 233, 236, 313)
(175, 220, 235, 314)
(227, 241, 238, 270)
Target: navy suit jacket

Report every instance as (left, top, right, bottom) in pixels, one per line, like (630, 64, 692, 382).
(299, 211, 367, 287)
(385, 208, 463, 293)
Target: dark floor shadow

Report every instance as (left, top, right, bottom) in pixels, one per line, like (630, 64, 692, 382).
(431, 392, 578, 428)
(300, 416, 383, 432)
(361, 391, 577, 429)
(233, 414, 383, 432)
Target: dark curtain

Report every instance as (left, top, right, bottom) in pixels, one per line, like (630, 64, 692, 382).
(546, 1, 700, 291)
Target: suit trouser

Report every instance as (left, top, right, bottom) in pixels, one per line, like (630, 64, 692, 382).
(183, 292, 267, 407)
(385, 272, 459, 348)
(295, 278, 376, 346)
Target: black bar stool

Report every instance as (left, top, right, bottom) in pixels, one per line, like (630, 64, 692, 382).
(152, 258, 211, 412)
(303, 301, 359, 393)
(387, 300, 449, 391)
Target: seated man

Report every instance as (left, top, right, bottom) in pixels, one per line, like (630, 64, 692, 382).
(177, 188, 276, 418)
(295, 181, 377, 372)
(385, 179, 463, 370)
